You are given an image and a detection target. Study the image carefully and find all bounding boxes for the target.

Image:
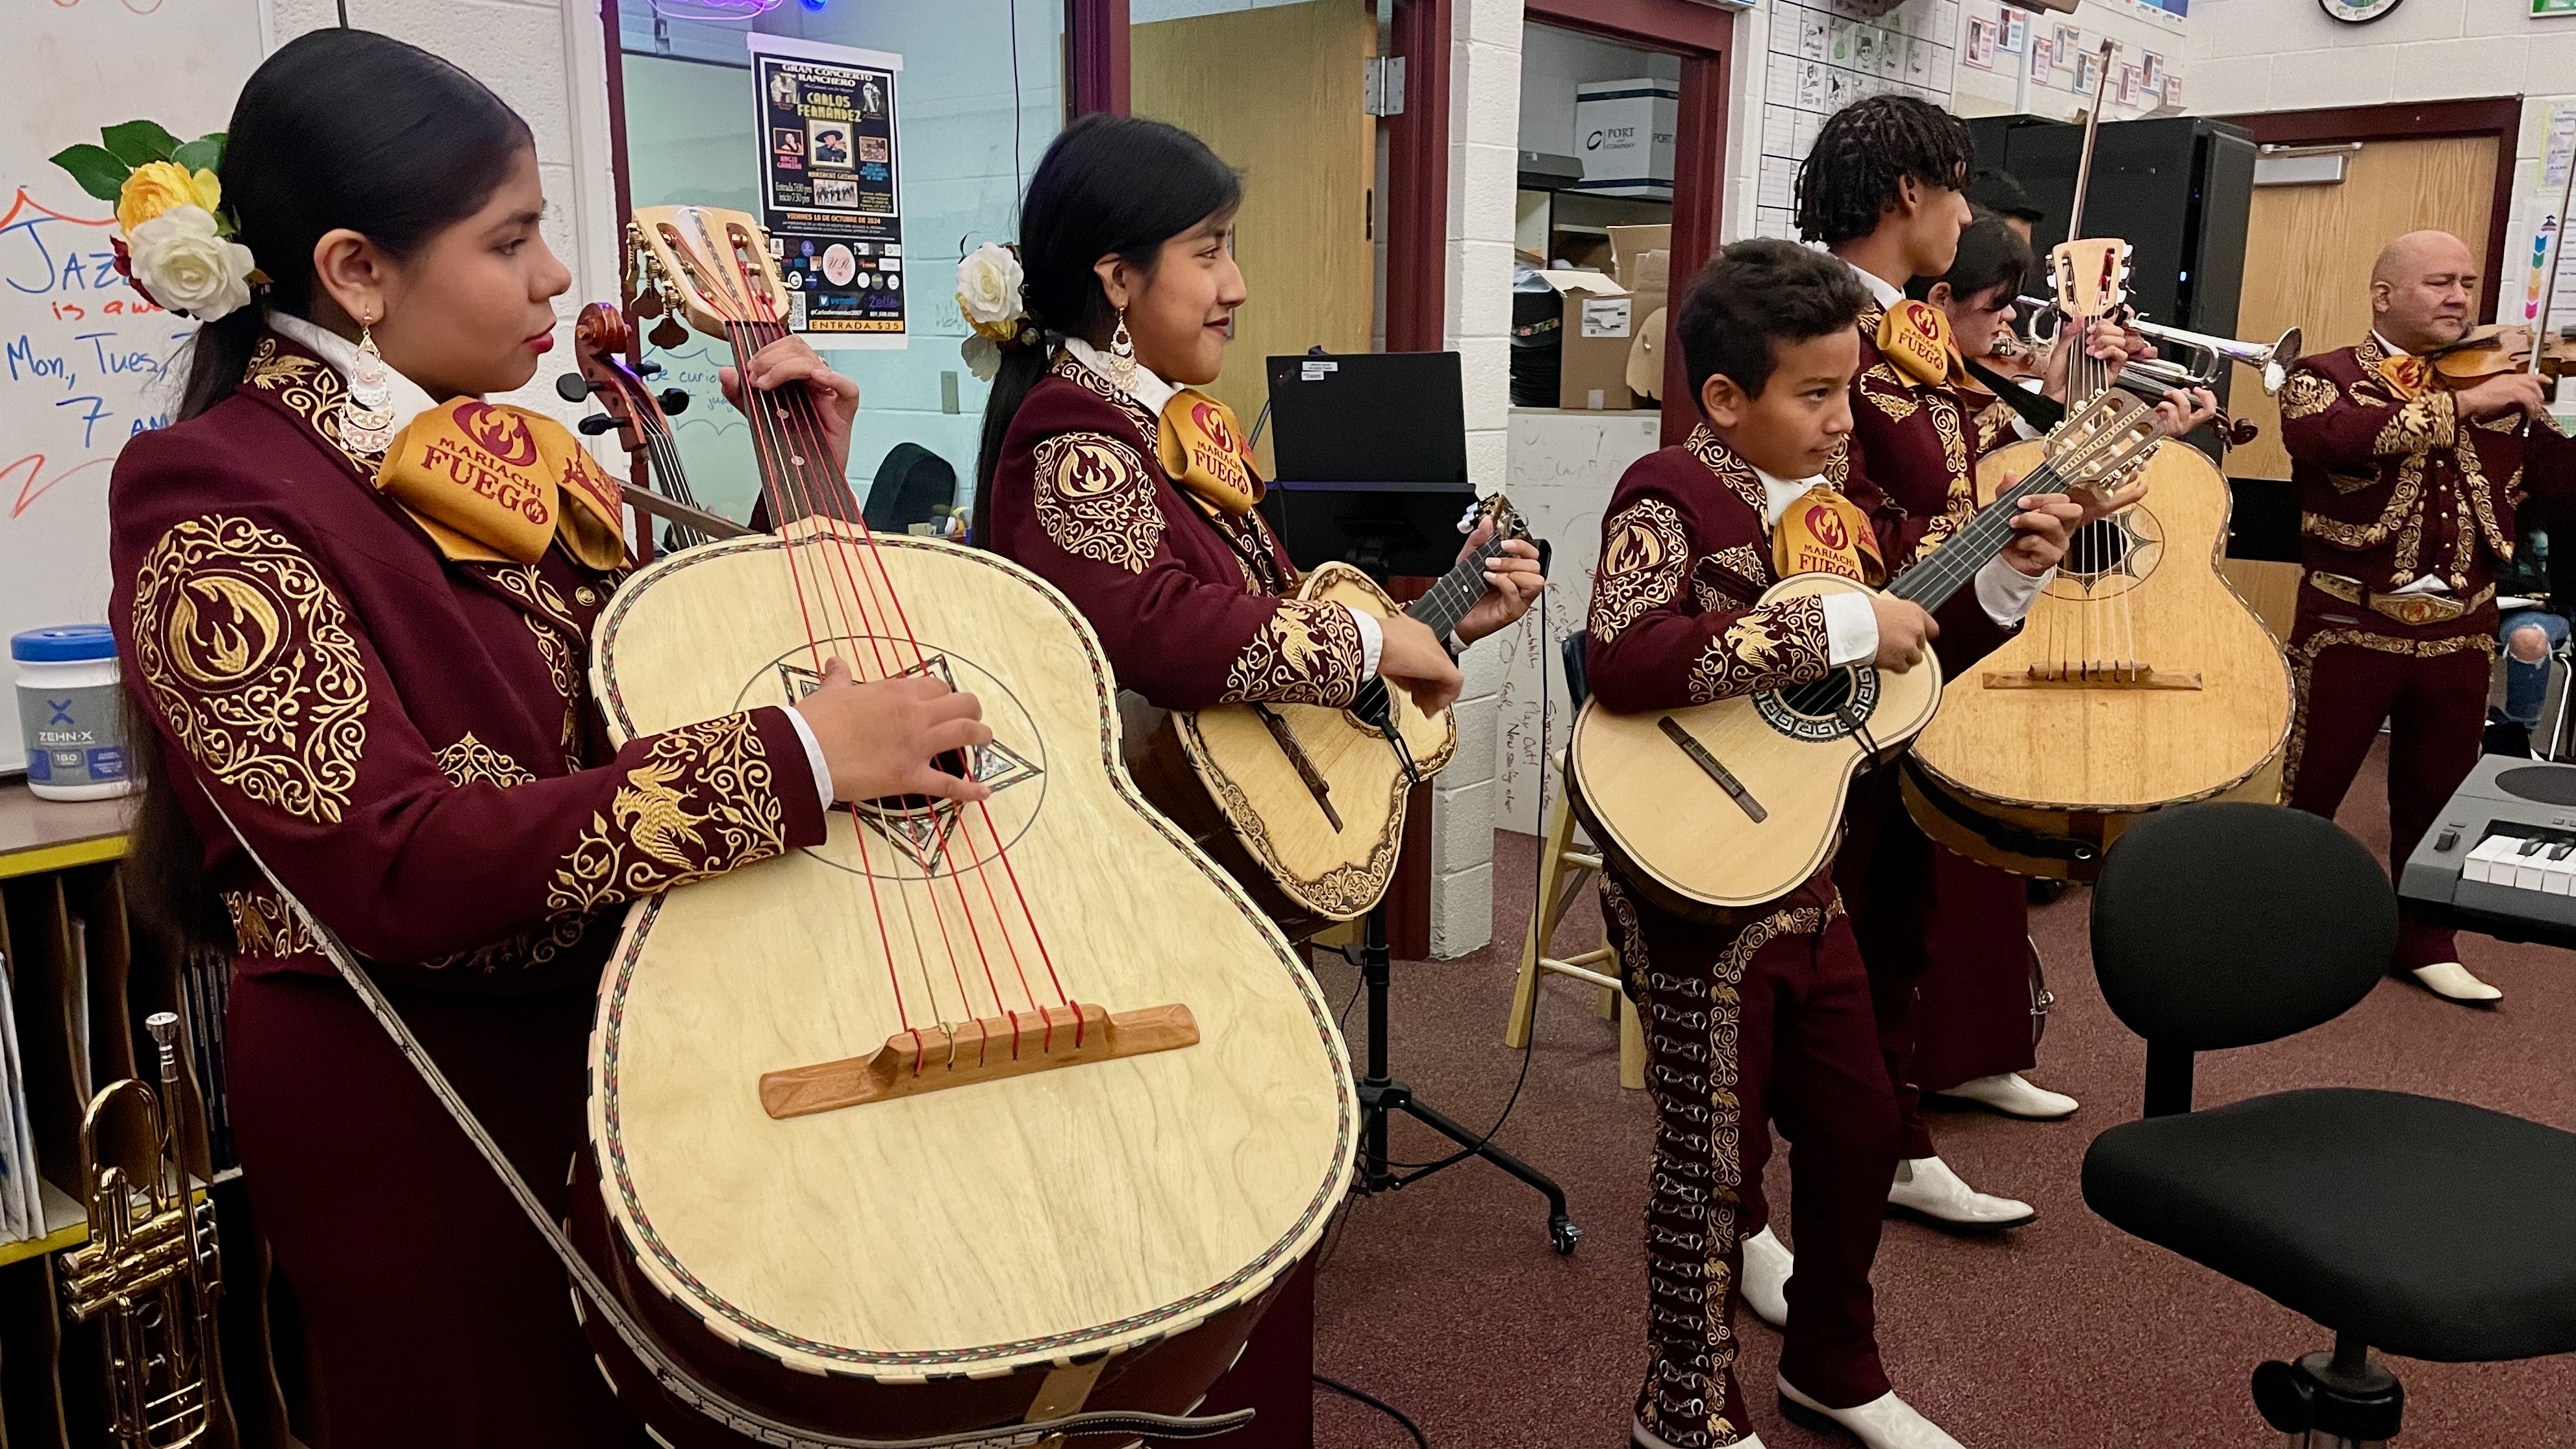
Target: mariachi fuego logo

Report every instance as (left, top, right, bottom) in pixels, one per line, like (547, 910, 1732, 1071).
(559, 447, 619, 518)
(166, 572, 285, 688)
(1803, 502, 1850, 552)
(1051, 436, 1134, 498)
(1877, 299, 1954, 387)
(456, 401, 541, 468)
(1193, 399, 1237, 457)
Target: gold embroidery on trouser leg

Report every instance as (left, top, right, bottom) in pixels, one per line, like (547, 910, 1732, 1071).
(1616, 863, 1828, 1448)
(547, 712, 790, 914)
(131, 514, 371, 824)
(2284, 627, 2495, 794)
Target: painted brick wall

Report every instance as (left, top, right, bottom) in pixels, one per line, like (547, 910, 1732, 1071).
(1429, 0, 1527, 957)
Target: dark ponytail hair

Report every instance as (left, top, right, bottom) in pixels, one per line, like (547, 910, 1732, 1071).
(971, 114, 1240, 543)
(175, 29, 532, 423)
(138, 30, 533, 950)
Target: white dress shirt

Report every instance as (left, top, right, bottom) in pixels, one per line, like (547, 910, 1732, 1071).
(1062, 336, 1386, 674)
(271, 310, 842, 809)
(1751, 466, 2052, 668)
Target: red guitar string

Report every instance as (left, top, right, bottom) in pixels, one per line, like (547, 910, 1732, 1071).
(704, 230, 1066, 1055)
(744, 320, 1068, 1046)
(672, 249, 925, 1050)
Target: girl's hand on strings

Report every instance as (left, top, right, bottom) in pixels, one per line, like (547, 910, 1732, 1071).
(1999, 479, 2084, 576)
(794, 658, 992, 805)
(1453, 520, 1544, 646)
(721, 336, 862, 472)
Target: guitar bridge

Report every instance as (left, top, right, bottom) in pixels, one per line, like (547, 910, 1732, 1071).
(1984, 662, 2202, 690)
(758, 1003, 1201, 1119)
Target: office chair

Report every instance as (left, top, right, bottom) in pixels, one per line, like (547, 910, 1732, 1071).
(2081, 801, 2576, 1448)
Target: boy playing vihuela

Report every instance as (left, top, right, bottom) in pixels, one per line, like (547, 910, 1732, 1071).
(1591, 239, 2134, 1449)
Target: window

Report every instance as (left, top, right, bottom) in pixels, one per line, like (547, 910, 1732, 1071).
(615, 0, 1065, 526)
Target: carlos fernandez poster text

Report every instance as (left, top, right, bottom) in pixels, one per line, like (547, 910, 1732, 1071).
(749, 34, 905, 345)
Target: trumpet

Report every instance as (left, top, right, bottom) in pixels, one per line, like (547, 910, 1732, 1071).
(2017, 296, 2305, 394)
(61, 1013, 225, 1449)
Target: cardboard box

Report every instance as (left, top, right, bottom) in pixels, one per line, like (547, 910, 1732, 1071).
(1604, 226, 1672, 401)
(1574, 79, 1678, 198)
(1534, 269, 1643, 410)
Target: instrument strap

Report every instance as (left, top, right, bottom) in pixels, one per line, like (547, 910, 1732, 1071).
(1962, 357, 2065, 435)
(201, 792, 1255, 1449)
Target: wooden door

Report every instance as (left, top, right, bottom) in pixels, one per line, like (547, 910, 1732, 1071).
(1132, 0, 1377, 479)
(2229, 135, 2498, 481)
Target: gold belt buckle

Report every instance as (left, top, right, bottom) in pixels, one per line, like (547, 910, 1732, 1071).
(2372, 592, 2459, 627)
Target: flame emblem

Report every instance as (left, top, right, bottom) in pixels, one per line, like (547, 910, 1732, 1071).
(455, 401, 541, 468)
(1604, 519, 1668, 576)
(166, 573, 283, 688)
(1052, 437, 1132, 498)
(1804, 504, 1849, 551)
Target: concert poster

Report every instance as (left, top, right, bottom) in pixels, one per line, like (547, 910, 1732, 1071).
(747, 33, 907, 344)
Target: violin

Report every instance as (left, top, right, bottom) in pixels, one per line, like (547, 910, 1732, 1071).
(556, 302, 736, 553)
(2425, 323, 2575, 386)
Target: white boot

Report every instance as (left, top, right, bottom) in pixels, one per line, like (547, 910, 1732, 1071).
(1886, 1155, 2036, 1229)
(2410, 961, 2502, 1003)
(1932, 1071, 2079, 1120)
(1777, 1378, 1966, 1449)
(1740, 1225, 1792, 1328)
(1633, 1417, 1764, 1449)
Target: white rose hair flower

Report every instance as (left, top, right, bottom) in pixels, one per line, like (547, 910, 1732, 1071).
(127, 205, 258, 321)
(956, 242, 1027, 336)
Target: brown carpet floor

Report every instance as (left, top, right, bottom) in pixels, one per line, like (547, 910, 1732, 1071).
(1305, 738, 2576, 1448)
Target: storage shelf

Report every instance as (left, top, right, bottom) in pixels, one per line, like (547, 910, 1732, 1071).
(0, 1173, 236, 1270)
(0, 781, 128, 881)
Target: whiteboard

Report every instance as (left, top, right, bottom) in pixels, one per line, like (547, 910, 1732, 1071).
(2, 0, 271, 768)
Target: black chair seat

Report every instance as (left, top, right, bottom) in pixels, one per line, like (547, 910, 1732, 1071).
(2084, 1087, 2576, 1363)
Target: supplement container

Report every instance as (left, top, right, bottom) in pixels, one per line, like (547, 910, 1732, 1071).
(14, 625, 134, 801)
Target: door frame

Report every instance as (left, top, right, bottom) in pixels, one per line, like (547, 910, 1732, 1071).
(1523, 0, 1733, 446)
(2218, 97, 2523, 326)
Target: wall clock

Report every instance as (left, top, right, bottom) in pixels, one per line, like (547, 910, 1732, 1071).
(2318, 0, 2405, 22)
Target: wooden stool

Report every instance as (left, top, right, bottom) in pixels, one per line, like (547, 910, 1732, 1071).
(1503, 750, 1645, 1090)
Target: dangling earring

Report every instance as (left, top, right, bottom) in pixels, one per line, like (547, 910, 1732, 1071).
(340, 312, 397, 455)
(1110, 307, 1138, 393)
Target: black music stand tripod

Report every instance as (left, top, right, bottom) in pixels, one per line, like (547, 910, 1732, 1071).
(1329, 903, 1579, 1254)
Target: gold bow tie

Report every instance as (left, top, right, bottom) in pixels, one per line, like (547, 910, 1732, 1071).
(376, 399, 630, 570)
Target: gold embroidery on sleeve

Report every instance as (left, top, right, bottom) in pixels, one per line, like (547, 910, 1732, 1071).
(132, 515, 369, 824)
(1592, 497, 1692, 643)
(434, 731, 538, 788)
(547, 712, 788, 915)
(1686, 596, 1833, 703)
(1693, 546, 1768, 612)
(1219, 598, 1366, 706)
(1860, 364, 1919, 422)
(1032, 431, 1164, 574)
(2280, 371, 2339, 420)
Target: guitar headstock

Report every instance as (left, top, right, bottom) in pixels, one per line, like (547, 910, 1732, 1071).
(2050, 238, 2132, 323)
(1469, 494, 1532, 549)
(2044, 392, 2160, 508)
(629, 205, 790, 341)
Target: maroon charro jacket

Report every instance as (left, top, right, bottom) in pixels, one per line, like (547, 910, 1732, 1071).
(1848, 298, 2002, 546)
(984, 350, 1369, 711)
(2281, 334, 2576, 645)
(108, 329, 827, 990)
(1584, 424, 2012, 914)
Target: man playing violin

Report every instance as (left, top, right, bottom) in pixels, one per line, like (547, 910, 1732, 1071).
(2280, 228, 2576, 1003)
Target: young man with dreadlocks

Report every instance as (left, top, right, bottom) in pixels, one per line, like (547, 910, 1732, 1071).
(1740, 98, 2216, 1276)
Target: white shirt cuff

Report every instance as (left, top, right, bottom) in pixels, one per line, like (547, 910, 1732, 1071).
(1977, 557, 2055, 627)
(1820, 591, 1879, 668)
(1346, 605, 1384, 677)
(781, 703, 836, 810)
